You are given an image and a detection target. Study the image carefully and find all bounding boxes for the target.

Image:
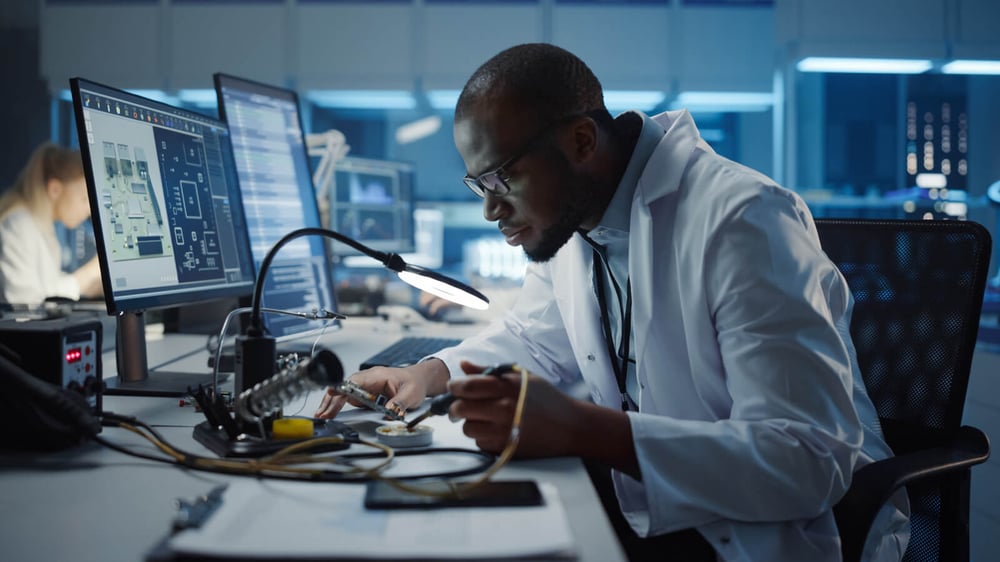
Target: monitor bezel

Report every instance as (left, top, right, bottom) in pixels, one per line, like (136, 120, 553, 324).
(70, 77, 257, 316)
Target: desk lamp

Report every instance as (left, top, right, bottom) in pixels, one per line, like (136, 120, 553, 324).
(237, 227, 488, 396)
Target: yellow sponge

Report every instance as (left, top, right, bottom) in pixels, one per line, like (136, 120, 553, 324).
(271, 418, 315, 440)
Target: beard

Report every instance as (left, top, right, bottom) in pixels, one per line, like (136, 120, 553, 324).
(524, 200, 590, 262)
(524, 170, 604, 263)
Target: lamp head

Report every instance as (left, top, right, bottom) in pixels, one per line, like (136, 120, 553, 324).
(396, 263, 490, 310)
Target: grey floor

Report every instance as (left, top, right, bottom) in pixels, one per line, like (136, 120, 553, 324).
(965, 346, 1000, 560)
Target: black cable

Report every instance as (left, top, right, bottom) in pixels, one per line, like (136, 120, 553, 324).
(96, 412, 496, 483)
(337, 447, 497, 481)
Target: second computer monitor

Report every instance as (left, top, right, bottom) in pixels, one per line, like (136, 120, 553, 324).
(330, 156, 415, 256)
(214, 73, 339, 340)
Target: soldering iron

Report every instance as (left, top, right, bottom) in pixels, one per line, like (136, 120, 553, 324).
(405, 363, 518, 429)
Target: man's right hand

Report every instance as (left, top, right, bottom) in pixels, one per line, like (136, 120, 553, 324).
(313, 357, 451, 419)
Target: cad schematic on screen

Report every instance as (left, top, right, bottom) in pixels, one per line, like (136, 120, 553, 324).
(79, 90, 249, 302)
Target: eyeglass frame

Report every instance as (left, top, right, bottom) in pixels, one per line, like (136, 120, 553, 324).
(462, 111, 598, 198)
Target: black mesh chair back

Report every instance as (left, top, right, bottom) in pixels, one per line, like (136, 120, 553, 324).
(815, 218, 992, 562)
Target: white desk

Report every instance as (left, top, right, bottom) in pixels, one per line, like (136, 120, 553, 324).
(0, 317, 626, 562)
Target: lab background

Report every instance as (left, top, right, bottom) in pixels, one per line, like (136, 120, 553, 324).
(2, 0, 1000, 558)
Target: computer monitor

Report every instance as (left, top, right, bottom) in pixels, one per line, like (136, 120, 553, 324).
(214, 74, 339, 341)
(329, 156, 415, 256)
(70, 78, 257, 396)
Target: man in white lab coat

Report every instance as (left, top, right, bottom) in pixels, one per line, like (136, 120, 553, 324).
(317, 43, 908, 561)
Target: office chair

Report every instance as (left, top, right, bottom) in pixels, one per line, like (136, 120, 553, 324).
(814, 219, 992, 562)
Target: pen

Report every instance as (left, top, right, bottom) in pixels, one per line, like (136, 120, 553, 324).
(404, 363, 518, 429)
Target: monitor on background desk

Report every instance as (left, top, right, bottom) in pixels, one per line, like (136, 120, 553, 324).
(71, 78, 257, 396)
(329, 156, 416, 258)
(214, 74, 340, 343)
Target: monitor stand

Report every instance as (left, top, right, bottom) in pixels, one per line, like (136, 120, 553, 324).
(104, 311, 227, 397)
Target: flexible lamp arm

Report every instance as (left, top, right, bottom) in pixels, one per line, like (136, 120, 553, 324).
(250, 227, 488, 334)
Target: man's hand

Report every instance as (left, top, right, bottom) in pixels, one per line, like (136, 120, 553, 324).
(313, 358, 450, 419)
(447, 361, 583, 458)
(449, 361, 639, 477)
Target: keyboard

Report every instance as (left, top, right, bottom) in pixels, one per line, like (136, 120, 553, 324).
(360, 336, 462, 369)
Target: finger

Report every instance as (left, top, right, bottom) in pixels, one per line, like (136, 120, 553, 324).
(448, 375, 514, 399)
(384, 382, 426, 412)
(459, 360, 486, 375)
(451, 395, 516, 424)
(382, 400, 407, 418)
(314, 387, 335, 413)
(475, 437, 507, 455)
(461, 420, 509, 453)
(314, 393, 348, 419)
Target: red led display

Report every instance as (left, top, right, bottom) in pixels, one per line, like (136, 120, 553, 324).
(66, 348, 83, 364)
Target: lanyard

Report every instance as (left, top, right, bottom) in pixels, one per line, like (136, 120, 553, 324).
(591, 248, 633, 412)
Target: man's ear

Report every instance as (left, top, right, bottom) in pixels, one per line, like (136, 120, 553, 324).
(565, 116, 599, 164)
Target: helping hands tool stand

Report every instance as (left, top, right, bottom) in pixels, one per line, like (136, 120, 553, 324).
(191, 348, 402, 457)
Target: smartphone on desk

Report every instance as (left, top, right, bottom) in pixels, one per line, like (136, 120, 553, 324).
(364, 479, 544, 509)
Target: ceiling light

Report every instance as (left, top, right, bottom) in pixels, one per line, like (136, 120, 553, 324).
(941, 60, 1000, 75)
(427, 90, 461, 110)
(672, 91, 774, 112)
(395, 115, 442, 144)
(796, 57, 932, 74)
(603, 90, 666, 112)
(306, 90, 416, 110)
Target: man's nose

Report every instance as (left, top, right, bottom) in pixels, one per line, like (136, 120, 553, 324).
(482, 191, 505, 222)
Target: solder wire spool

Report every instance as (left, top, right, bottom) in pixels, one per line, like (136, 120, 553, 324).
(375, 424, 433, 448)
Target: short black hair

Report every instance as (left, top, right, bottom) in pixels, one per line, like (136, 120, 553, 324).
(455, 43, 613, 130)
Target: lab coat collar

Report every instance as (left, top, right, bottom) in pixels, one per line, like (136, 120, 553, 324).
(597, 111, 664, 233)
(637, 109, 707, 206)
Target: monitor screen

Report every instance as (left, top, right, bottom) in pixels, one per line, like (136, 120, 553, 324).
(214, 74, 338, 340)
(330, 157, 415, 256)
(71, 78, 257, 395)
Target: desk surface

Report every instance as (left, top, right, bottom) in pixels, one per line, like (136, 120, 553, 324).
(0, 316, 626, 562)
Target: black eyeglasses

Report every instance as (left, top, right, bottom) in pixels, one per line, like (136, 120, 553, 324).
(462, 113, 588, 198)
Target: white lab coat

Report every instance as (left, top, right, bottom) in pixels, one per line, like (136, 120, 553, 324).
(435, 110, 908, 561)
(0, 207, 80, 306)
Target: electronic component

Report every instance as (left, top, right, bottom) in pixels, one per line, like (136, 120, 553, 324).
(0, 315, 103, 413)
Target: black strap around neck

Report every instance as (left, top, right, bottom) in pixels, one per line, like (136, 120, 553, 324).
(591, 248, 633, 412)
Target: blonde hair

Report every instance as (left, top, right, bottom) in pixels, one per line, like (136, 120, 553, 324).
(0, 142, 84, 223)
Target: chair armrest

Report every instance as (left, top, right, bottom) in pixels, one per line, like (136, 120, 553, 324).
(834, 425, 990, 562)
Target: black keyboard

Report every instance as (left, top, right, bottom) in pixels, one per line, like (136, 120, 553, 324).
(360, 336, 462, 369)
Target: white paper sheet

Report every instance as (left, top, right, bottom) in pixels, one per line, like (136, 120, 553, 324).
(168, 479, 576, 560)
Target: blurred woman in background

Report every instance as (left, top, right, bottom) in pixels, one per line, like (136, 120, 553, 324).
(0, 142, 102, 306)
